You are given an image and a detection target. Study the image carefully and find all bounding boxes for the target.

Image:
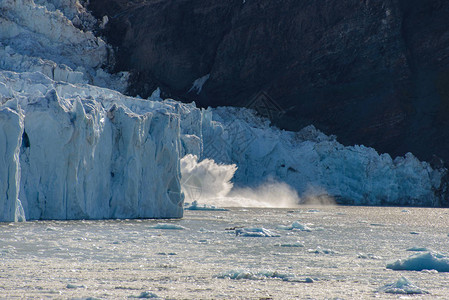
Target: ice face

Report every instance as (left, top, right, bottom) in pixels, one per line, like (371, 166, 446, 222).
(0, 105, 25, 222)
(0, 72, 183, 221)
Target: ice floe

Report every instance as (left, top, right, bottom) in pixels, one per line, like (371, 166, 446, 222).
(308, 247, 337, 255)
(214, 270, 310, 282)
(149, 223, 186, 230)
(235, 227, 280, 237)
(277, 221, 312, 232)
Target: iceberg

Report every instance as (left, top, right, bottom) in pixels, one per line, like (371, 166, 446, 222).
(387, 252, 449, 272)
(235, 227, 280, 237)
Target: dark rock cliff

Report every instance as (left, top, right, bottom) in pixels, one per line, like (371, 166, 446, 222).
(89, 0, 449, 167)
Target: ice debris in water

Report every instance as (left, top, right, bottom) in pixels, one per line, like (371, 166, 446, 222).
(66, 284, 86, 289)
(308, 247, 337, 255)
(214, 270, 311, 282)
(274, 241, 304, 248)
(406, 247, 431, 252)
(235, 227, 280, 237)
(357, 253, 382, 260)
(149, 223, 186, 230)
(128, 291, 160, 298)
(387, 252, 449, 272)
(377, 277, 428, 294)
(277, 221, 312, 232)
(185, 201, 228, 211)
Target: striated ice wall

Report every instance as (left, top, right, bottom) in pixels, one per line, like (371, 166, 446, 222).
(0, 104, 25, 222)
(0, 72, 184, 221)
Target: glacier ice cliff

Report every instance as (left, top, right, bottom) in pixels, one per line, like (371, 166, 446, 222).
(0, 72, 184, 221)
(0, 104, 25, 222)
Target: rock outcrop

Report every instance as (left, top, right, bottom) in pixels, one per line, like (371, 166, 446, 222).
(89, 0, 449, 165)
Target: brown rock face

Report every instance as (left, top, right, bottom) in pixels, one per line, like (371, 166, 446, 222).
(89, 0, 449, 165)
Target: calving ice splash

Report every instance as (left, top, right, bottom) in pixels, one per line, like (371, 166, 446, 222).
(0, 0, 446, 221)
(180, 154, 302, 208)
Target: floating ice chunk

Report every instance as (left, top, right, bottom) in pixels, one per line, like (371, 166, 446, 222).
(357, 253, 382, 260)
(214, 270, 295, 281)
(66, 284, 86, 289)
(308, 247, 337, 255)
(149, 223, 186, 230)
(387, 252, 449, 272)
(275, 241, 304, 248)
(406, 247, 431, 252)
(235, 227, 280, 237)
(185, 201, 228, 211)
(128, 291, 160, 298)
(277, 221, 312, 232)
(377, 277, 428, 294)
(215, 269, 256, 280)
(287, 277, 314, 283)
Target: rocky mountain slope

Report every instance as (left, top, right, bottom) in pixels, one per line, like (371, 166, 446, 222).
(89, 0, 449, 166)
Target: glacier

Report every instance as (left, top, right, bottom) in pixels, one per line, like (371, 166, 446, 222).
(176, 104, 444, 207)
(0, 0, 447, 222)
(0, 71, 184, 221)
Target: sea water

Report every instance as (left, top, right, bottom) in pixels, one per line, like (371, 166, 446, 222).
(1, 206, 448, 299)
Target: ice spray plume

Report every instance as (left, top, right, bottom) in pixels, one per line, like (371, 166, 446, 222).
(181, 155, 306, 208)
(180, 155, 236, 201)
